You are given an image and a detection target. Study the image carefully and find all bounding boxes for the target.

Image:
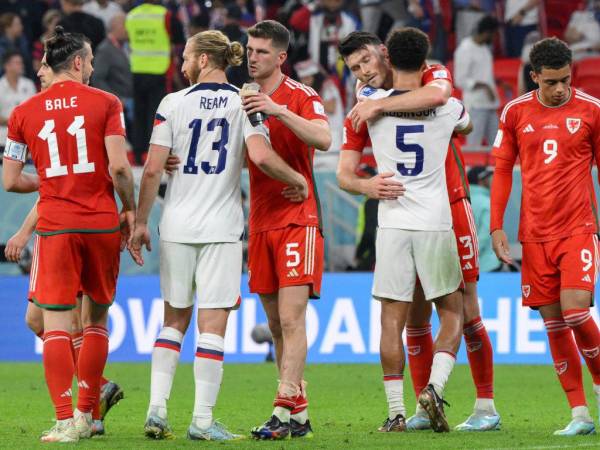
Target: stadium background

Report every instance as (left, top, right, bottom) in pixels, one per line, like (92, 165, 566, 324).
(0, 0, 599, 363)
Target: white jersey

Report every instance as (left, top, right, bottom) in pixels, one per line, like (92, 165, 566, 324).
(150, 82, 268, 243)
(361, 87, 470, 231)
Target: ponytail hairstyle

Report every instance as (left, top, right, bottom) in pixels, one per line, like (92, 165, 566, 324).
(44, 25, 91, 74)
(189, 30, 244, 70)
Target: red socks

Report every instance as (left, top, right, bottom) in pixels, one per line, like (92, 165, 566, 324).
(406, 325, 433, 398)
(463, 317, 494, 398)
(544, 317, 586, 407)
(76, 326, 109, 413)
(43, 331, 75, 420)
(563, 309, 600, 385)
(291, 394, 308, 415)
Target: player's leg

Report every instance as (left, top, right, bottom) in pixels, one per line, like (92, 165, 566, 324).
(261, 293, 282, 369)
(451, 198, 499, 431)
(74, 231, 120, 439)
(145, 239, 196, 439)
(187, 242, 243, 441)
(405, 286, 433, 430)
(414, 229, 463, 433)
(378, 298, 410, 432)
(33, 233, 79, 442)
(524, 239, 594, 435)
(25, 301, 44, 338)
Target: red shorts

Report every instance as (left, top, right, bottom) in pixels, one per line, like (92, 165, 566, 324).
(248, 225, 324, 299)
(29, 231, 121, 309)
(451, 198, 479, 283)
(521, 234, 598, 308)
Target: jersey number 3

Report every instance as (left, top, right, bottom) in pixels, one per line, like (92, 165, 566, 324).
(396, 125, 424, 176)
(38, 116, 95, 178)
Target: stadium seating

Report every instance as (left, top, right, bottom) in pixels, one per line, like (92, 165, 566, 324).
(573, 57, 600, 99)
(541, 0, 585, 38)
(494, 58, 521, 108)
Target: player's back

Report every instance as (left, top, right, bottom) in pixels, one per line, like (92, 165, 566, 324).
(493, 89, 600, 242)
(7, 80, 123, 233)
(154, 82, 250, 243)
(365, 88, 468, 231)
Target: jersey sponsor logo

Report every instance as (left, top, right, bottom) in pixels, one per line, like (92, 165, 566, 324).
(543, 124, 558, 129)
(313, 101, 325, 116)
(582, 346, 600, 359)
(582, 274, 592, 283)
(467, 341, 482, 352)
(433, 70, 448, 79)
(493, 130, 503, 148)
(566, 117, 581, 134)
(407, 345, 421, 356)
(361, 86, 376, 97)
(554, 361, 568, 375)
(522, 124, 534, 133)
(522, 285, 531, 298)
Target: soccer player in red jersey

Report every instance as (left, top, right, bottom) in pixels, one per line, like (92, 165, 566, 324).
(338, 30, 499, 431)
(2, 27, 136, 442)
(491, 37, 600, 436)
(240, 20, 331, 440)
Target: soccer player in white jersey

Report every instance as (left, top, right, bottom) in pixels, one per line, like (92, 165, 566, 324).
(129, 30, 308, 441)
(338, 28, 471, 433)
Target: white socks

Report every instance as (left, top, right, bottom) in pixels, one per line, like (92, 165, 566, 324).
(474, 398, 497, 415)
(572, 405, 592, 421)
(149, 327, 183, 419)
(193, 333, 225, 430)
(383, 376, 405, 419)
(428, 352, 456, 398)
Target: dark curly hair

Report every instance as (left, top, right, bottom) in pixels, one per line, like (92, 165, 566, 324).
(386, 27, 429, 72)
(529, 37, 572, 73)
(44, 25, 91, 74)
(338, 31, 382, 59)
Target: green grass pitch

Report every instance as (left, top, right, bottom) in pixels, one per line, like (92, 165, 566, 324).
(2, 363, 600, 449)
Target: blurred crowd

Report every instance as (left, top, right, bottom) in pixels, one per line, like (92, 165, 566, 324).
(0, 0, 599, 166)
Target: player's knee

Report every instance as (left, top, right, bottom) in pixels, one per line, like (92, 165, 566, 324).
(279, 316, 303, 335)
(267, 319, 283, 339)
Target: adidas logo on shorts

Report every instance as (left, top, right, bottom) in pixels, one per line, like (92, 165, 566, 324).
(582, 274, 592, 283)
(287, 268, 300, 278)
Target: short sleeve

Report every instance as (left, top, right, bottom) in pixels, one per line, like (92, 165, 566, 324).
(104, 95, 126, 137)
(422, 64, 453, 87)
(243, 114, 270, 141)
(341, 115, 368, 152)
(447, 97, 470, 131)
(149, 94, 174, 148)
(4, 109, 27, 163)
(491, 103, 519, 162)
(297, 90, 329, 122)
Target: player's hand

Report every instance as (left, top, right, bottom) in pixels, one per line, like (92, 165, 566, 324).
(119, 210, 135, 251)
(350, 99, 382, 131)
(491, 229, 512, 264)
(282, 179, 309, 202)
(241, 92, 286, 118)
(364, 172, 406, 200)
(4, 231, 30, 262)
(165, 154, 180, 175)
(129, 223, 151, 266)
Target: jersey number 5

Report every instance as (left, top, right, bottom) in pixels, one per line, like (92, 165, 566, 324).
(396, 125, 424, 176)
(38, 116, 95, 178)
(184, 118, 229, 175)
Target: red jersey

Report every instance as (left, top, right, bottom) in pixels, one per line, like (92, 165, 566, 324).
(343, 62, 468, 204)
(5, 80, 125, 233)
(491, 89, 600, 242)
(248, 76, 328, 234)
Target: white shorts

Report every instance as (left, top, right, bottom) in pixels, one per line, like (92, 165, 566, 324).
(372, 228, 463, 302)
(159, 240, 242, 309)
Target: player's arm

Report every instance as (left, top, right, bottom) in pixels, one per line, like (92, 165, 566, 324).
(105, 134, 136, 253)
(350, 79, 451, 130)
(242, 92, 332, 150)
(246, 134, 309, 201)
(337, 117, 405, 199)
(2, 133, 39, 193)
(4, 198, 38, 262)
(490, 109, 519, 264)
